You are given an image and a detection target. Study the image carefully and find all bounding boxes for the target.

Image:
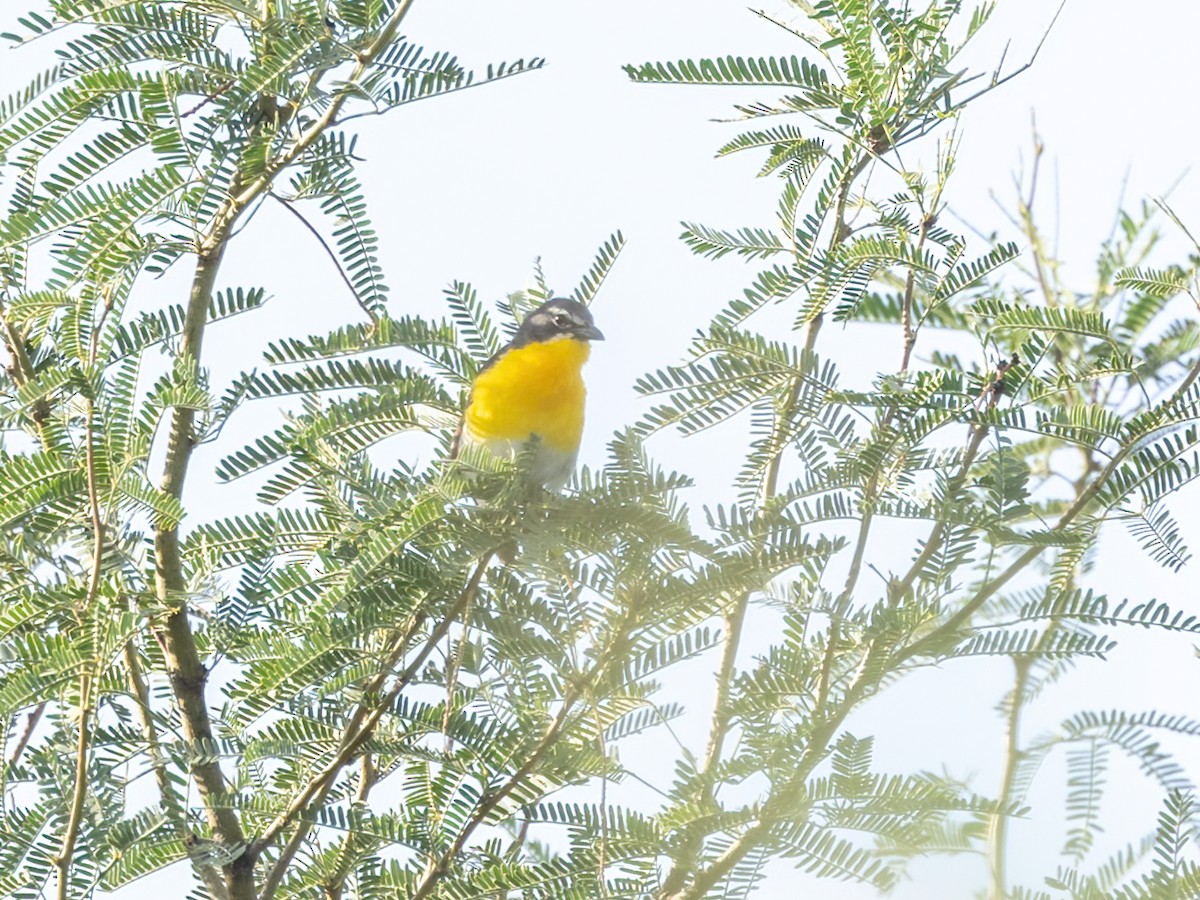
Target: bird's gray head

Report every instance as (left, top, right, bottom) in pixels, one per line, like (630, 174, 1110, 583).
(513, 297, 605, 346)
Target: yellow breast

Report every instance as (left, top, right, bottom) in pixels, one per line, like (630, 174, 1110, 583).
(464, 336, 590, 453)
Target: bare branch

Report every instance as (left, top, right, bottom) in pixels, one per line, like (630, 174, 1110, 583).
(270, 193, 378, 324)
(53, 399, 108, 898)
(7, 704, 45, 768)
(53, 674, 93, 900)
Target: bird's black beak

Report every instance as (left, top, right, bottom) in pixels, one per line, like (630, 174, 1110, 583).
(580, 324, 605, 341)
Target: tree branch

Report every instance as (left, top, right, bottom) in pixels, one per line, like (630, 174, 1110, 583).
(0, 297, 51, 429)
(54, 399, 107, 898)
(321, 754, 378, 900)
(2, 283, 71, 768)
(54, 671, 93, 900)
(660, 149, 869, 896)
(663, 674, 868, 900)
(223, 0, 418, 219)
(409, 601, 642, 900)
(154, 240, 256, 898)
(149, 5, 422, 896)
(988, 655, 1031, 899)
(257, 551, 494, 899)
(123, 634, 229, 900)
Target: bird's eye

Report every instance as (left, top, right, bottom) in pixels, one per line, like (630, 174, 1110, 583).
(553, 313, 570, 328)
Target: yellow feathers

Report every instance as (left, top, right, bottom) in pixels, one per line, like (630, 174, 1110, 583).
(463, 335, 590, 453)
(452, 297, 602, 491)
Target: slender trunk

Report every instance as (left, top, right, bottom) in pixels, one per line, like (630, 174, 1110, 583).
(989, 657, 1031, 899)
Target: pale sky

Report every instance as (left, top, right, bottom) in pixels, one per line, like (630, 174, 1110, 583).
(2, 0, 1199, 897)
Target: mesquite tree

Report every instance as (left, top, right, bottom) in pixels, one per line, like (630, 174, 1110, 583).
(0, 1, 1197, 899)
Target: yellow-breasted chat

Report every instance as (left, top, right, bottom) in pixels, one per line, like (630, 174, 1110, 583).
(451, 297, 604, 491)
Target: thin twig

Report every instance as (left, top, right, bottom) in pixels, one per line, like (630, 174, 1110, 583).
(7, 704, 45, 768)
(1017, 126, 1057, 310)
(594, 709, 610, 897)
(152, 4, 420, 896)
(889, 422, 989, 600)
(224, 0, 418, 218)
(54, 399, 109, 897)
(988, 655, 1030, 898)
(440, 564, 483, 751)
(895, 213, 1200, 667)
(54, 672, 93, 900)
(270, 193, 378, 324)
(949, 0, 1068, 110)
(411, 591, 643, 900)
(258, 551, 493, 899)
(180, 79, 236, 118)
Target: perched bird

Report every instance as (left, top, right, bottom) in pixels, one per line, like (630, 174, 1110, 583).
(451, 297, 604, 491)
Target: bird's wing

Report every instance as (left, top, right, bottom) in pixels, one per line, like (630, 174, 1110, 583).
(449, 340, 514, 459)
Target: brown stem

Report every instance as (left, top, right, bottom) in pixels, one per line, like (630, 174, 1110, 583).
(803, 313, 823, 353)
(826, 200, 940, 669)
(123, 634, 228, 900)
(260, 778, 337, 899)
(657, 581, 752, 897)
(53, 400, 110, 896)
(410, 599, 643, 900)
(409, 721, 575, 899)
(988, 656, 1031, 899)
(669, 821, 770, 900)
(149, 7, 422, 897)
(82, 413, 105, 610)
(661, 150, 868, 897)
(8, 704, 45, 768)
(658, 372, 799, 896)
(54, 672, 93, 900)
(1176, 356, 1200, 397)
(257, 553, 493, 899)
(900, 274, 917, 369)
(669, 205, 1085, 900)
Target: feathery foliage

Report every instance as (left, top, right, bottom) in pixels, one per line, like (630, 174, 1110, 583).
(0, 1, 1196, 899)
